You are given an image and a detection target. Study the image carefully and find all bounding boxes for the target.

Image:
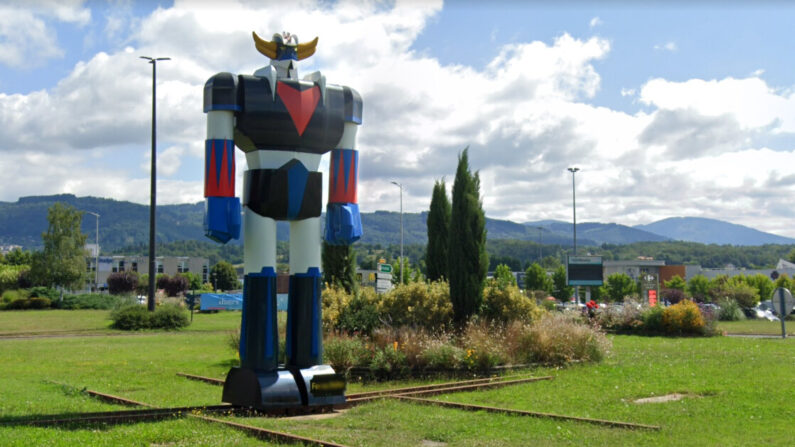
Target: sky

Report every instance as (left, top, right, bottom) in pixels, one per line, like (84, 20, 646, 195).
(2, 0, 795, 237)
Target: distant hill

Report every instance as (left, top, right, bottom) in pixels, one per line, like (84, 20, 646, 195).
(1, 195, 790, 251)
(634, 217, 795, 246)
(523, 220, 670, 246)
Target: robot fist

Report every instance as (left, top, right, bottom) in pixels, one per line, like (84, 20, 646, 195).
(204, 196, 241, 244)
(324, 203, 362, 245)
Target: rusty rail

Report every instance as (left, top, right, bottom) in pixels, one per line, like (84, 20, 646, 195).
(395, 396, 661, 431)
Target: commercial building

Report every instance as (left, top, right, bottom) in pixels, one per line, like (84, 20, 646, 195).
(86, 255, 210, 289)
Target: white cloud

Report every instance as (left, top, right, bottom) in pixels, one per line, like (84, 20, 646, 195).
(653, 41, 677, 52)
(2, 0, 795, 237)
(640, 76, 795, 132)
(0, 1, 91, 68)
(589, 16, 602, 28)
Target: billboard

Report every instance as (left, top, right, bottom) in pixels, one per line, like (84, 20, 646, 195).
(567, 256, 604, 286)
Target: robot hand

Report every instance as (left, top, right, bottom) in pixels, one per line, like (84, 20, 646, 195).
(324, 203, 362, 245)
(204, 196, 241, 244)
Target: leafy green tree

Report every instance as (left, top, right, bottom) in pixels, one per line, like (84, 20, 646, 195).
(181, 271, 204, 290)
(773, 274, 792, 293)
(2, 248, 33, 266)
(210, 261, 240, 291)
(322, 241, 359, 295)
(448, 148, 488, 324)
(524, 263, 553, 293)
(604, 273, 637, 302)
(725, 282, 760, 308)
(426, 179, 451, 282)
(687, 274, 711, 302)
(787, 248, 795, 264)
(551, 265, 573, 301)
(747, 273, 774, 302)
(493, 263, 516, 288)
(540, 256, 562, 270)
(663, 275, 687, 291)
(30, 203, 87, 291)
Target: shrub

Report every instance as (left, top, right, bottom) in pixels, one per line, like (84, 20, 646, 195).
(111, 305, 151, 330)
(370, 326, 438, 370)
(369, 345, 408, 376)
(111, 304, 190, 330)
(321, 284, 353, 332)
(5, 298, 30, 310)
(29, 286, 58, 300)
(641, 305, 665, 333)
(516, 313, 611, 366)
(481, 280, 543, 324)
(324, 335, 369, 374)
(337, 287, 381, 335)
(593, 300, 645, 332)
(378, 281, 453, 331)
(661, 300, 705, 335)
(163, 274, 190, 297)
(661, 288, 687, 305)
(460, 320, 508, 371)
(420, 342, 465, 370)
(151, 304, 190, 330)
(27, 297, 51, 309)
(725, 283, 760, 309)
(2, 289, 28, 304)
(54, 294, 121, 310)
(107, 271, 139, 295)
(717, 298, 745, 321)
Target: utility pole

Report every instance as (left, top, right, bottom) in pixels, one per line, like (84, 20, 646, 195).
(141, 56, 170, 311)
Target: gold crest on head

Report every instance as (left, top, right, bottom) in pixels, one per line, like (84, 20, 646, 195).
(252, 31, 318, 61)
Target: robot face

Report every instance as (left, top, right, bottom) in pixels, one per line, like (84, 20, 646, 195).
(253, 31, 318, 62)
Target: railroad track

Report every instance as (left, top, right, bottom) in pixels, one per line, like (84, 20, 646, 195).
(2, 374, 658, 446)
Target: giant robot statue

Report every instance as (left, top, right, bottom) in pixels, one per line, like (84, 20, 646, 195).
(203, 31, 362, 408)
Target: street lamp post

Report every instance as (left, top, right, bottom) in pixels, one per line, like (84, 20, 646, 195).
(85, 212, 100, 291)
(141, 56, 170, 312)
(567, 167, 580, 303)
(391, 181, 404, 284)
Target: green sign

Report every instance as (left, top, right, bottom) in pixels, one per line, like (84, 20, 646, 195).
(378, 264, 393, 273)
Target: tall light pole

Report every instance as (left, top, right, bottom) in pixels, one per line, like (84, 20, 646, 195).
(567, 167, 580, 303)
(391, 181, 404, 284)
(567, 167, 580, 255)
(85, 211, 100, 291)
(141, 56, 170, 311)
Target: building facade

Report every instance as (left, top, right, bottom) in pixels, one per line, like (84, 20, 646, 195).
(86, 256, 210, 289)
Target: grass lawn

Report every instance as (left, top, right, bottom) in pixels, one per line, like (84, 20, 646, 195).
(718, 319, 795, 336)
(0, 309, 242, 337)
(1, 313, 793, 446)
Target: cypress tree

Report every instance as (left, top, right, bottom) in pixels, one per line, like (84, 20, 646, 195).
(321, 241, 359, 295)
(448, 148, 488, 324)
(425, 180, 451, 282)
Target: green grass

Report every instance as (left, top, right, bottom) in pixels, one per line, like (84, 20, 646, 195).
(0, 309, 242, 336)
(718, 319, 795, 336)
(1, 316, 794, 446)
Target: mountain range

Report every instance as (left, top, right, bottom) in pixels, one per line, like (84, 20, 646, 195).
(1, 194, 794, 251)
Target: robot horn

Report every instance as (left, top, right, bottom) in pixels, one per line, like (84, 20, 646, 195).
(252, 31, 278, 59)
(296, 37, 319, 60)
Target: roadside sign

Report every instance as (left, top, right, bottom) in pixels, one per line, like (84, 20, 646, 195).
(567, 255, 604, 286)
(378, 263, 393, 274)
(771, 287, 794, 339)
(378, 258, 386, 264)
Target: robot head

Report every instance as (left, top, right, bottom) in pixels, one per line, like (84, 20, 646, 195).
(253, 31, 318, 79)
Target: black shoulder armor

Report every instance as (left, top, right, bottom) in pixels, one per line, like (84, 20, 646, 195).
(204, 72, 240, 112)
(342, 86, 363, 124)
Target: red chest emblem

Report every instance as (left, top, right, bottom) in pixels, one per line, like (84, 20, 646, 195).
(276, 82, 321, 136)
